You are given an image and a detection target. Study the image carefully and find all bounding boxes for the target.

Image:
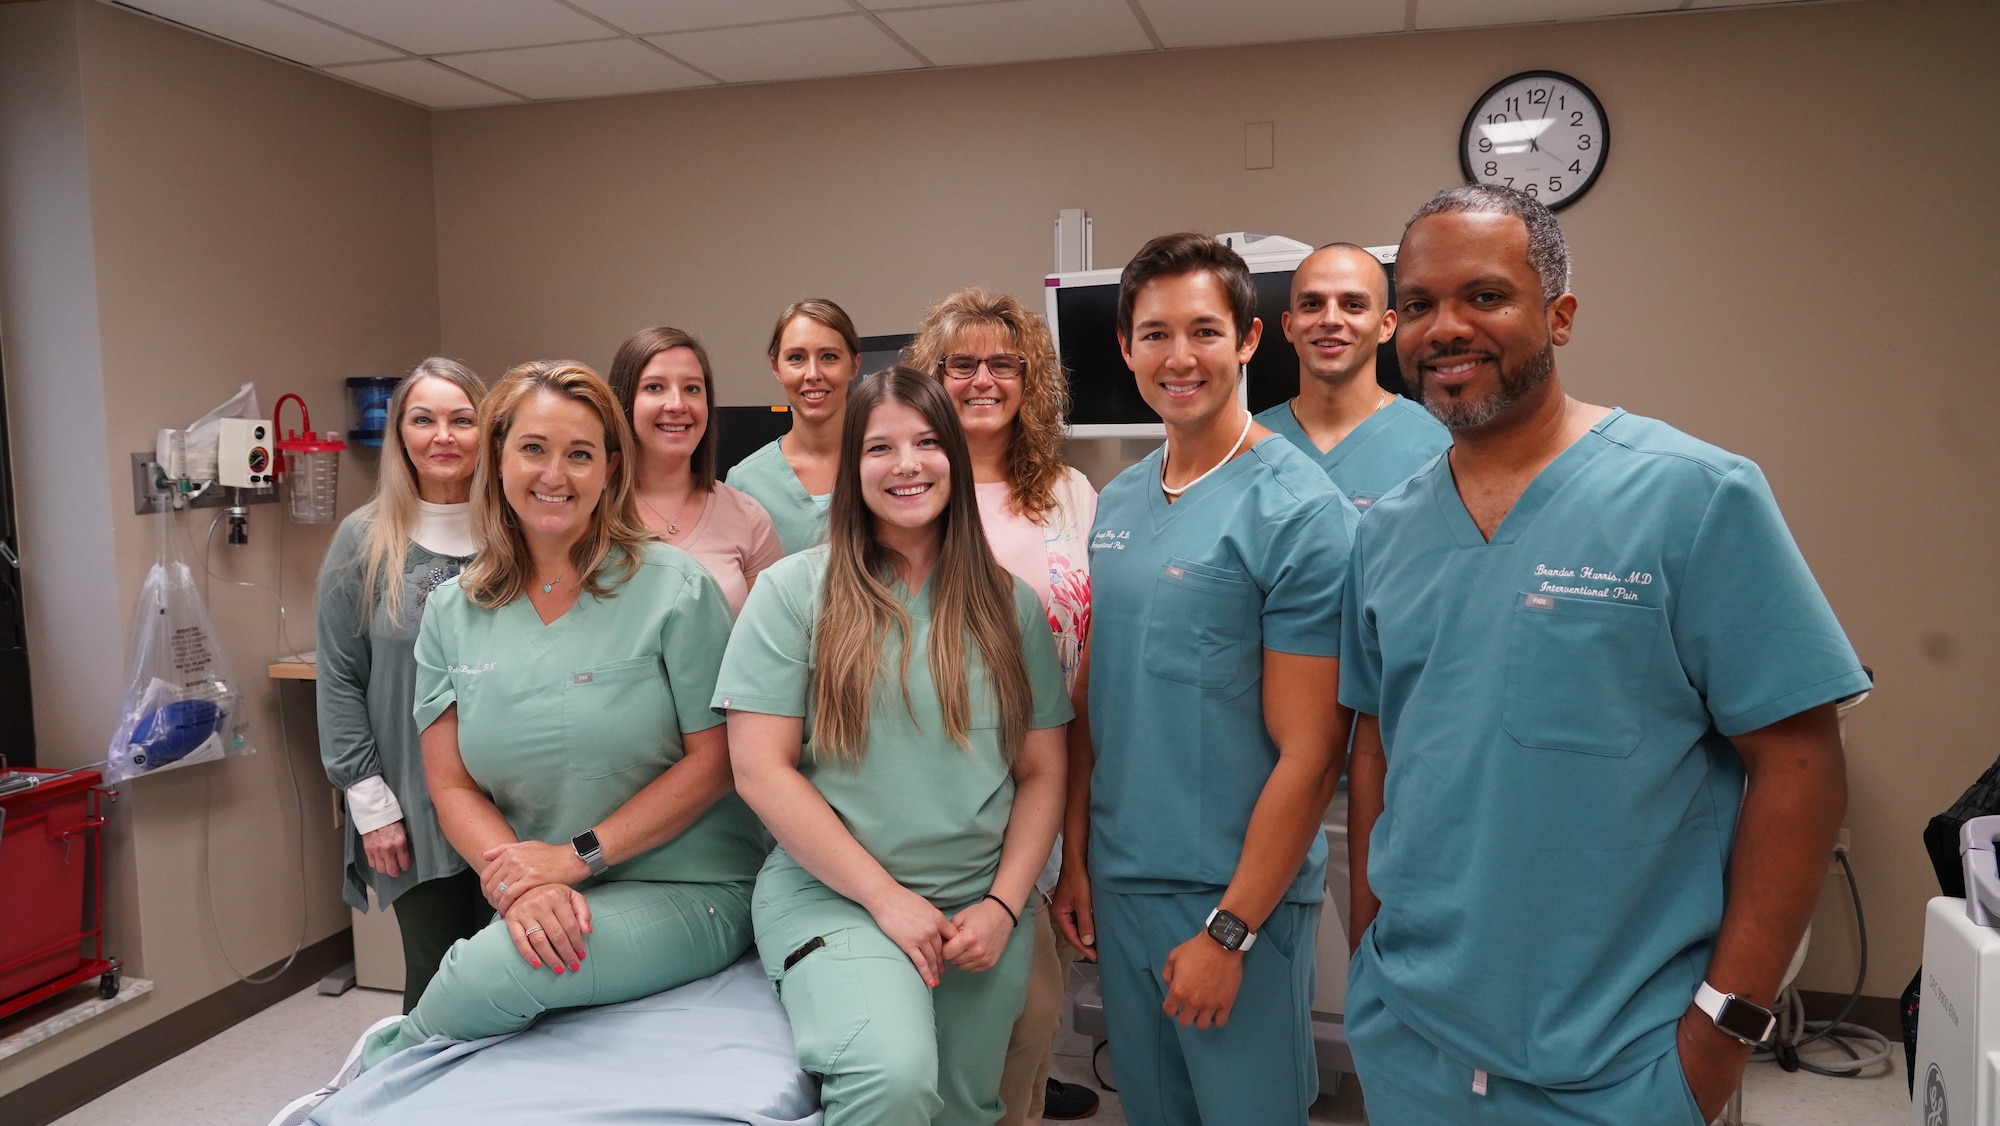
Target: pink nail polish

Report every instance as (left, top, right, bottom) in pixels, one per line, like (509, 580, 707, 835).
(570, 963, 580, 972)
(531, 960, 541, 969)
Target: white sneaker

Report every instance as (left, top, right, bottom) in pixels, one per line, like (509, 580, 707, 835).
(265, 1015, 404, 1126)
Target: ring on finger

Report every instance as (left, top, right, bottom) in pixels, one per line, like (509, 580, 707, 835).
(523, 924, 543, 936)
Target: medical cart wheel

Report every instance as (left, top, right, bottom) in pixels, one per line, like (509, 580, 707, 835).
(98, 970, 119, 1000)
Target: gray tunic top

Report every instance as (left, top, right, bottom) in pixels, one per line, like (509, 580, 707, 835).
(316, 512, 471, 911)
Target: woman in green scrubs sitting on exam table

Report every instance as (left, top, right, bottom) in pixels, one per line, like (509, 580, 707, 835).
(723, 298, 861, 554)
(317, 357, 488, 1013)
(717, 368, 1073, 1126)
(359, 360, 764, 1070)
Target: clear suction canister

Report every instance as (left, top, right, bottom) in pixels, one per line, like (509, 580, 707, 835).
(272, 393, 346, 524)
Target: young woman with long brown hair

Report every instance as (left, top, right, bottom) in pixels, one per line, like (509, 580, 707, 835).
(723, 299, 861, 554)
(356, 361, 763, 1071)
(905, 287, 1099, 1122)
(717, 368, 1071, 1126)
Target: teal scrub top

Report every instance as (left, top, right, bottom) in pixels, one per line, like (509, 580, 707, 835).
(413, 542, 766, 887)
(1339, 409, 1870, 1088)
(712, 547, 1073, 908)
(1253, 394, 1451, 512)
(725, 439, 829, 555)
(1085, 436, 1357, 903)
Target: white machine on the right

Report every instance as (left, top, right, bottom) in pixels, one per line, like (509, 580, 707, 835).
(1912, 815, 2000, 1126)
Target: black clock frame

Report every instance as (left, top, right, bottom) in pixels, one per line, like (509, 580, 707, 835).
(1458, 69, 1610, 212)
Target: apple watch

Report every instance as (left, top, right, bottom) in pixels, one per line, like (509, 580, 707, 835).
(1203, 907, 1257, 952)
(1694, 981, 1775, 1045)
(572, 828, 608, 876)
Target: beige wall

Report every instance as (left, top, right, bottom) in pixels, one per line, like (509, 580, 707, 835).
(431, 0, 1998, 998)
(0, 0, 438, 1094)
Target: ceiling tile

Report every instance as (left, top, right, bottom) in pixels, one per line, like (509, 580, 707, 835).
(645, 15, 922, 83)
(1417, 0, 1678, 30)
(566, 0, 851, 35)
(1137, 0, 1405, 49)
(880, 0, 1150, 66)
(277, 0, 612, 55)
(443, 39, 714, 99)
(118, 0, 401, 65)
(324, 58, 524, 107)
(861, 0, 1017, 10)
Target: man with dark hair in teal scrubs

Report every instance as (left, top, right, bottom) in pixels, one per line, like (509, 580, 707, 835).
(1341, 185, 1868, 1125)
(1053, 232, 1355, 1125)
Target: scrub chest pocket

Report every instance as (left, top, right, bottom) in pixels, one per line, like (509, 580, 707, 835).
(1503, 594, 1663, 758)
(1143, 559, 1259, 690)
(563, 656, 673, 778)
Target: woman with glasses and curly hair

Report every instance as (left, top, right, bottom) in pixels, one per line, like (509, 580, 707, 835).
(717, 369, 1072, 1126)
(905, 288, 1099, 1121)
(356, 360, 763, 1071)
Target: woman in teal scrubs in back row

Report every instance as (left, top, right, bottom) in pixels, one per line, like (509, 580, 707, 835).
(360, 360, 763, 1069)
(719, 368, 1072, 1126)
(725, 299, 862, 554)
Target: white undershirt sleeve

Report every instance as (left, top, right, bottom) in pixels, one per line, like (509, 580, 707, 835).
(345, 775, 406, 835)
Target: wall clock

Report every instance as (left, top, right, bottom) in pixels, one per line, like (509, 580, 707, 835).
(1459, 71, 1608, 211)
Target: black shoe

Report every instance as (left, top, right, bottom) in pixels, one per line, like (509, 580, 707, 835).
(1043, 1077, 1100, 1120)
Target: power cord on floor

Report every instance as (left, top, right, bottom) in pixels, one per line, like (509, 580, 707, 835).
(1092, 1039, 1117, 1092)
(1752, 849, 1894, 1076)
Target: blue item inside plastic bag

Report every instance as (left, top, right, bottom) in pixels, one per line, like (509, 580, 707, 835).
(130, 698, 222, 768)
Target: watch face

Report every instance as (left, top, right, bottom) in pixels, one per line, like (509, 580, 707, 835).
(1460, 71, 1608, 211)
(572, 829, 601, 855)
(1207, 911, 1249, 950)
(1715, 996, 1773, 1044)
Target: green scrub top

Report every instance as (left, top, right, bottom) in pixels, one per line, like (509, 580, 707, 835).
(712, 547, 1073, 907)
(1085, 436, 1357, 903)
(725, 439, 829, 555)
(413, 541, 765, 887)
(1253, 394, 1451, 512)
(1339, 409, 1871, 1089)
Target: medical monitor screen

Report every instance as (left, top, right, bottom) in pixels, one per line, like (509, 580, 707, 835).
(1055, 264, 1406, 428)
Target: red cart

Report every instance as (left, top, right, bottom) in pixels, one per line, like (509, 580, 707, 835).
(0, 767, 120, 1021)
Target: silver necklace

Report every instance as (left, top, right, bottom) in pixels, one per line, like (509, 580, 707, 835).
(538, 568, 570, 595)
(1161, 411, 1254, 498)
(639, 490, 694, 537)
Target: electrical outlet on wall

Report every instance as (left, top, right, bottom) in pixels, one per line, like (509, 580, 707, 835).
(1830, 827, 1851, 874)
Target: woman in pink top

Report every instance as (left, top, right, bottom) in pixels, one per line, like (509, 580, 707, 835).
(907, 287, 1099, 1123)
(609, 326, 784, 615)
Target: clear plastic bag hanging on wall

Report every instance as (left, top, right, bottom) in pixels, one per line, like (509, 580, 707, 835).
(104, 512, 254, 781)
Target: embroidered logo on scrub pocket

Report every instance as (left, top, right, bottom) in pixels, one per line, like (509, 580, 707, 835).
(1524, 593, 1555, 610)
(572, 671, 594, 684)
(1165, 564, 1185, 579)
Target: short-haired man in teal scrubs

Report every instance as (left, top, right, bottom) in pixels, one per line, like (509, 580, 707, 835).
(1052, 233, 1356, 1125)
(1254, 242, 1450, 514)
(1253, 242, 1453, 956)
(1341, 185, 1868, 1125)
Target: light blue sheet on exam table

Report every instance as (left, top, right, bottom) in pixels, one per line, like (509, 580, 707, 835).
(312, 957, 822, 1126)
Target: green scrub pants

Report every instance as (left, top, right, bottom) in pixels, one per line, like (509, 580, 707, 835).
(753, 859, 1036, 1126)
(360, 879, 753, 1069)
(1093, 888, 1319, 1126)
(1346, 947, 1705, 1125)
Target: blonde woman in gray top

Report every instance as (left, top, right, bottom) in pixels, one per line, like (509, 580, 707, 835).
(316, 357, 488, 1011)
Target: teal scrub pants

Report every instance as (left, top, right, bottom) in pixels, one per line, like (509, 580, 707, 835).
(753, 859, 1036, 1126)
(1093, 888, 1319, 1126)
(1346, 947, 1704, 1125)
(360, 879, 753, 1069)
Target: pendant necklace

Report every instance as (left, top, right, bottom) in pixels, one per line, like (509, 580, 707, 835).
(540, 569, 569, 595)
(1161, 410, 1254, 498)
(640, 491, 693, 537)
